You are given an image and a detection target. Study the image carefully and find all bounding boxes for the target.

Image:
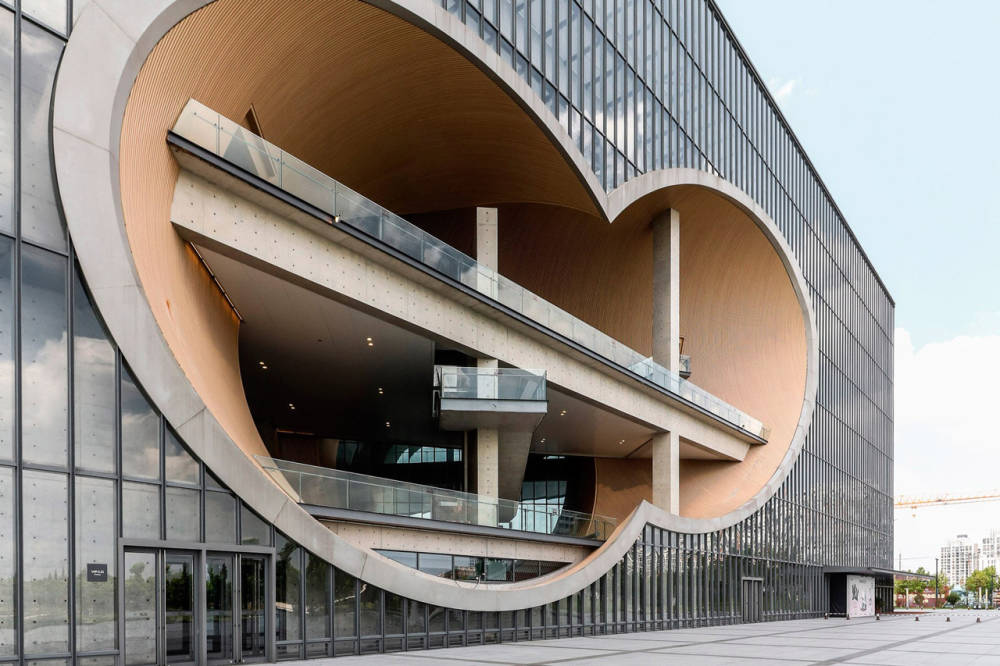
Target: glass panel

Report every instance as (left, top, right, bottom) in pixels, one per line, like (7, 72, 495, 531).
(75, 476, 116, 652)
(22, 0, 67, 34)
(204, 492, 237, 543)
(73, 271, 116, 473)
(485, 558, 513, 582)
(164, 429, 199, 485)
(385, 592, 403, 636)
(333, 569, 356, 639)
(240, 556, 266, 659)
(0, 11, 11, 235)
(165, 486, 201, 542)
(21, 245, 68, 467)
(123, 550, 156, 666)
(121, 366, 159, 481)
(0, 237, 12, 461)
(358, 584, 380, 637)
(305, 552, 330, 640)
(205, 468, 226, 491)
(19, 20, 65, 251)
(378, 550, 416, 568)
(454, 556, 483, 581)
(240, 503, 271, 545)
(406, 599, 425, 635)
(122, 481, 160, 540)
(165, 553, 196, 664)
(418, 553, 452, 579)
(0, 467, 14, 656)
(22, 470, 68, 655)
(206, 554, 234, 662)
(275, 534, 301, 642)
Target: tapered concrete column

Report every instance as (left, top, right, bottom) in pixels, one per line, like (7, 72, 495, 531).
(475, 356, 500, 525)
(476, 207, 498, 297)
(652, 208, 680, 375)
(652, 431, 680, 514)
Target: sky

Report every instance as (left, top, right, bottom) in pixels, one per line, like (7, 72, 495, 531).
(715, 0, 1000, 574)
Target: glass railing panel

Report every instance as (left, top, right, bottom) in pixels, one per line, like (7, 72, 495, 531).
(435, 366, 546, 401)
(172, 100, 769, 441)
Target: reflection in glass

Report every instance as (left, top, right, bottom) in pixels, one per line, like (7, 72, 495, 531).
(165, 429, 199, 485)
(22, 470, 69, 655)
(123, 551, 156, 666)
(333, 569, 356, 639)
(206, 555, 233, 662)
(417, 553, 452, 579)
(165, 486, 200, 542)
(0, 11, 11, 234)
(275, 533, 301, 641)
(19, 21, 65, 251)
(0, 467, 14, 656)
(22, 0, 67, 34)
(305, 551, 330, 640)
(240, 504, 271, 546)
(0, 237, 12, 461)
(122, 366, 160, 480)
(73, 271, 116, 473)
(165, 553, 195, 664)
(21, 245, 68, 467)
(359, 583, 380, 637)
(240, 556, 266, 659)
(205, 491, 237, 543)
(385, 592, 403, 636)
(122, 481, 160, 539)
(75, 476, 116, 652)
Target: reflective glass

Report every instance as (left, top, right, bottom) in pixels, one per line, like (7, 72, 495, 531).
(0, 467, 14, 656)
(75, 476, 116, 652)
(384, 592, 403, 636)
(164, 553, 196, 663)
(0, 237, 12, 460)
(22, 470, 69, 655)
(0, 12, 11, 235)
(21, 245, 68, 467)
(22, 0, 67, 34)
(275, 533, 301, 642)
(165, 486, 201, 542)
(122, 481, 160, 539)
(205, 491, 237, 543)
(19, 20, 66, 251)
(123, 550, 156, 666)
(305, 551, 330, 640)
(240, 503, 271, 545)
(334, 569, 356, 638)
(206, 555, 234, 662)
(358, 583, 380, 637)
(121, 366, 159, 480)
(417, 553, 452, 579)
(164, 429, 199, 485)
(73, 271, 116, 473)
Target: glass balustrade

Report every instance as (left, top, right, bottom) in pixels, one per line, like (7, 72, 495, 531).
(434, 366, 546, 401)
(172, 99, 769, 441)
(255, 456, 615, 540)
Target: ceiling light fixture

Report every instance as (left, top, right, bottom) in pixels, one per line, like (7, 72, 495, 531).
(559, 409, 567, 416)
(288, 403, 296, 410)
(540, 437, 546, 443)
(377, 387, 384, 395)
(385, 421, 391, 428)
(619, 439, 626, 445)
(366, 336, 374, 348)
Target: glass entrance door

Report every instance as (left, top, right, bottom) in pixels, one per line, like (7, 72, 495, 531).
(124, 550, 158, 666)
(240, 555, 267, 661)
(206, 554, 235, 663)
(164, 552, 196, 664)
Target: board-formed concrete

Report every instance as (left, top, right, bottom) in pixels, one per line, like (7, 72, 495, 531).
(313, 611, 1000, 665)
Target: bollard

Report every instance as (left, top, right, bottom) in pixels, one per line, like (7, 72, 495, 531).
(824, 613, 829, 620)
(915, 616, 919, 622)
(946, 616, 950, 622)
(977, 617, 982, 623)
(875, 615, 880, 621)
(845, 614, 851, 620)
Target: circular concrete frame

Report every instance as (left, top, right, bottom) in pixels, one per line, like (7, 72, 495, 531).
(53, 0, 817, 610)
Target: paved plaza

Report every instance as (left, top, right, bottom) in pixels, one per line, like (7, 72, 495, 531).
(319, 611, 1000, 665)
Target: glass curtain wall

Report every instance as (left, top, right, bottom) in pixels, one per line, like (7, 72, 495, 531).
(0, 0, 893, 661)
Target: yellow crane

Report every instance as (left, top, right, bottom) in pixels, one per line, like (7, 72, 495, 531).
(895, 490, 1000, 510)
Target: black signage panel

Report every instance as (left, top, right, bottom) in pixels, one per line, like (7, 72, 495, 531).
(86, 563, 108, 582)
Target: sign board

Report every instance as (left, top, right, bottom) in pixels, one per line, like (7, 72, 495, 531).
(86, 563, 108, 582)
(846, 575, 874, 617)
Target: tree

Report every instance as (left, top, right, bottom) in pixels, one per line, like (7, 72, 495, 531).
(947, 590, 961, 605)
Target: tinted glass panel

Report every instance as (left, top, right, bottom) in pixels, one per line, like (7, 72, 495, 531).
(164, 429, 199, 485)
(0, 11, 11, 235)
(20, 20, 65, 251)
(418, 553, 452, 579)
(0, 467, 14, 656)
(23, 0, 67, 34)
(123, 551, 156, 665)
(240, 503, 271, 546)
(73, 272, 116, 473)
(275, 534, 301, 642)
(122, 481, 160, 539)
(305, 551, 330, 640)
(121, 366, 159, 480)
(333, 569, 356, 638)
(206, 555, 234, 661)
(204, 491, 237, 544)
(22, 470, 69, 655)
(165, 486, 200, 542)
(0, 238, 12, 461)
(358, 584, 380, 637)
(21, 245, 68, 467)
(75, 476, 116, 652)
(164, 553, 196, 664)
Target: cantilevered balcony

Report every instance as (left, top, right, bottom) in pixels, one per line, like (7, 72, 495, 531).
(256, 456, 616, 540)
(433, 366, 547, 431)
(169, 99, 769, 442)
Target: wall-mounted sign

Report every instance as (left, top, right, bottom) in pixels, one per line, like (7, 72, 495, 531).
(86, 563, 108, 582)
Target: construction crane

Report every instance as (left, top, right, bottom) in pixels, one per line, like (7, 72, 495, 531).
(895, 490, 1000, 510)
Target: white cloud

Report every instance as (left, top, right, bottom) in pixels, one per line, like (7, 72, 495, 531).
(768, 77, 798, 102)
(894, 327, 1000, 572)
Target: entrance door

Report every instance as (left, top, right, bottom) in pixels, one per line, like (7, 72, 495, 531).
(124, 550, 158, 666)
(164, 552, 197, 665)
(240, 555, 267, 661)
(741, 578, 763, 623)
(206, 554, 235, 663)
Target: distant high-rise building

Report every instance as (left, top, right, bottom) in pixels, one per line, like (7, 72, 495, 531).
(941, 534, 981, 587)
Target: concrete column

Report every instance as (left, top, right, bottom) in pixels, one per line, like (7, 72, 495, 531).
(652, 431, 680, 515)
(475, 356, 500, 525)
(652, 208, 680, 375)
(476, 207, 498, 298)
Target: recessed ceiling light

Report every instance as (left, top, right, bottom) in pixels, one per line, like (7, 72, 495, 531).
(366, 337, 374, 347)
(619, 439, 626, 445)
(385, 421, 391, 428)
(288, 403, 296, 410)
(377, 387, 384, 395)
(559, 410, 567, 416)
(540, 438, 546, 443)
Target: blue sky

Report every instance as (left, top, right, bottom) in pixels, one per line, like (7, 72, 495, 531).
(715, 0, 1000, 572)
(717, 0, 999, 346)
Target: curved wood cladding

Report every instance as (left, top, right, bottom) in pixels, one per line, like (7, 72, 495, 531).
(119, 0, 602, 464)
(592, 458, 652, 524)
